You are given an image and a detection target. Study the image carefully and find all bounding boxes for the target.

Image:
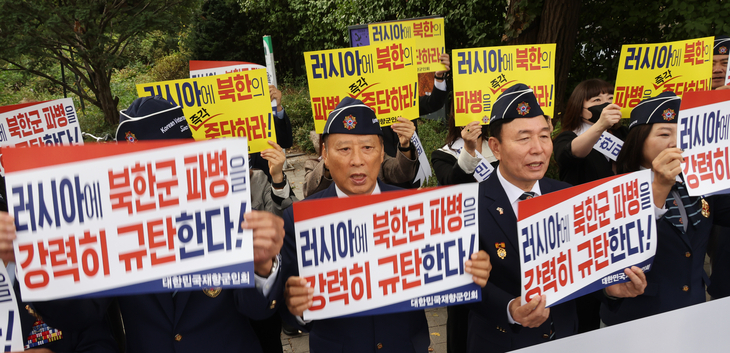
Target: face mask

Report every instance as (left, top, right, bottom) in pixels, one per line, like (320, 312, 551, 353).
(587, 102, 611, 124)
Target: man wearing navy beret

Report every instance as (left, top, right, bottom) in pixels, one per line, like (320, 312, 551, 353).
(466, 83, 647, 353)
(712, 36, 730, 91)
(280, 97, 491, 352)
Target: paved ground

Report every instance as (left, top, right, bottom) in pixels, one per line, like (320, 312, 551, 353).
(280, 306, 448, 353)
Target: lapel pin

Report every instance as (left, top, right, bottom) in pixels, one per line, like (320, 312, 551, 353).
(496, 207, 504, 215)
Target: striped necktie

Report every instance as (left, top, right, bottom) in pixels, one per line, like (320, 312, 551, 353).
(664, 182, 702, 232)
(519, 191, 537, 201)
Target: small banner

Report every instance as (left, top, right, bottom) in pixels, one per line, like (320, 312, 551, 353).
(137, 70, 275, 153)
(3, 139, 254, 301)
(294, 184, 481, 320)
(452, 44, 556, 126)
(678, 90, 730, 196)
(189, 60, 265, 78)
(518, 170, 656, 307)
(0, 98, 82, 176)
(304, 39, 419, 133)
(368, 18, 447, 73)
(614, 37, 713, 117)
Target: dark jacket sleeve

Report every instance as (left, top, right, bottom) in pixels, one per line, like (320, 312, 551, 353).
(419, 86, 448, 116)
(431, 149, 475, 186)
(380, 150, 419, 185)
(275, 109, 293, 149)
(553, 131, 579, 170)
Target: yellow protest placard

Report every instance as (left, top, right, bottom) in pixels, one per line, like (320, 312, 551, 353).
(614, 37, 713, 116)
(368, 18, 447, 73)
(136, 69, 274, 154)
(452, 44, 556, 126)
(305, 39, 419, 133)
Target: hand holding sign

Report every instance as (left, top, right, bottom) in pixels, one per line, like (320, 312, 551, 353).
(509, 295, 550, 328)
(270, 85, 283, 112)
(435, 53, 451, 78)
(0, 212, 16, 263)
(285, 276, 313, 317)
(465, 250, 491, 287)
(461, 121, 482, 157)
(261, 140, 287, 184)
(604, 266, 647, 298)
(242, 210, 285, 276)
(391, 117, 416, 150)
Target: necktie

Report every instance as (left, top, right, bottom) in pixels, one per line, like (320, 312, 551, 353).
(519, 191, 537, 201)
(664, 182, 702, 232)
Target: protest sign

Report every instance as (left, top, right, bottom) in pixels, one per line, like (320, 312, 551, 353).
(677, 90, 730, 196)
(0, 98, 82, 176)
(614, 37, 713, 116)
(137, 70, 275, 153)
(452, 44, 556, 126)
(0, 265, 23, 352)
(518, 170, 656, 307)
(3, 139, 255, 301)
(305, 39, 419, 133)
(368, 17, 447, 73)
(593, 132, 624, 161)
(294, 184, 481, 320)
(189, 60, 265, 78)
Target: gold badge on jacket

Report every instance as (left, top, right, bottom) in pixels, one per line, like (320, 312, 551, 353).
(203, 287, 222, 298)
(495, 242, 506, 259)
(701, 198, 710, 218)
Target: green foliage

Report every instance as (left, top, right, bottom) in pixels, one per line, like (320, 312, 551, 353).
(186, 0, 510, 79)
(150, 52, 190, 81)
(569, 0, 730, 91)
(0, 0, 199, 124)
(279, 82, 316, 153)
(416, 118, 448, 187)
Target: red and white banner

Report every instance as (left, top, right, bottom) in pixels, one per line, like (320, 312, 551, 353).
(678, 90, 730, 196)
(294, 183, 481, 320)
(518, 171, 656, 307)
(0, 98, 82, 175)
(3, 139, 254, 301)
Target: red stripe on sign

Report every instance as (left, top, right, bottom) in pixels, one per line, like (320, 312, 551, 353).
(680, 90, 730, 110)
(518, 174, 625, 220)
(0, 100, 50, 115)
(293, 184, 453, 222)
(1, 139, 195, 173)
(189, 60, 263, 71)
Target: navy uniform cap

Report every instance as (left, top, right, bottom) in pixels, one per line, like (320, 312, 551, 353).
(323, 97, 382, 136)
(715, 36, 730, 56)
(628, 91, 681, 129)
(489, 83, 545, 124)
(115, 95, 193, 142)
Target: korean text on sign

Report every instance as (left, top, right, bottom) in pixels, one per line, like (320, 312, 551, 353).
(517, 170, 656, 307)
(305, 40, 419, 134)
(137, 69, 275, 154)
(452, 44, 556, 126)
(677, 90, 730, 196)
(294, 183, 481, 320)
(0, 98, 82, 176)
(368, 18, 447, 73)
(614, 37, 713, 117)
(3, 139, 255, 301)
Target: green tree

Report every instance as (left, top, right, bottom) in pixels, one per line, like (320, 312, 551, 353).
(0, 0, 197, 125)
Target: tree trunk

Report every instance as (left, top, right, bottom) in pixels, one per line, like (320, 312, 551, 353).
(92, 69, 121, 125)
(507, 0, 582, 119)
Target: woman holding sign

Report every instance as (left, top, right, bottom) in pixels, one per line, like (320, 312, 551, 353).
(553, 79, 627, 332)
(554, 79, 627, 186)
(601, 92, 730, 325)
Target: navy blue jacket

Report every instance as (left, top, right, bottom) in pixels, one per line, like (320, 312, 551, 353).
(281, 181, 430, 353)
(34, 279, 282, 353)
(601, 194, 730, 325)
(467, 174, 577, 353)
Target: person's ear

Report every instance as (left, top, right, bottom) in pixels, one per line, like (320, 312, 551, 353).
(488, 136, 501, 161)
